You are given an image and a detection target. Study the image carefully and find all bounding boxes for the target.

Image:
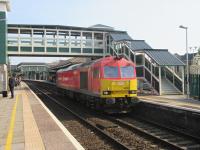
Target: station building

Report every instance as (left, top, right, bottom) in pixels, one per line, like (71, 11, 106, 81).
(17, 62, 48, 80)
(0, 0, 186, 96)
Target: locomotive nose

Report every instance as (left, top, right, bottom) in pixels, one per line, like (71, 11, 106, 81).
(111, 80, 129, 90)
(101, 79, 137, 98)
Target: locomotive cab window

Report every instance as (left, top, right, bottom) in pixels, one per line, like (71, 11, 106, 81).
(120, 66, 134, 78)
(104, 66, 119, 78)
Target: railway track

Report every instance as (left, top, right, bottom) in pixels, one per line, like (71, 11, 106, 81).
(28, 82, 131, 150)
(27, 81, 200, 150)
(108, 116, 200, 150)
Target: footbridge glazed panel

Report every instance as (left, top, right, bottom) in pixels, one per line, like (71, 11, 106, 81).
(7, 24, 112, 57)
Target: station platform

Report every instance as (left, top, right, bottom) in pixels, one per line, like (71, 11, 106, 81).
(0, 83, 84, 150)
(139, 95, 200, 112)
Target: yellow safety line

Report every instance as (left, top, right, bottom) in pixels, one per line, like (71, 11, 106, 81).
(5, 94, 19, 150)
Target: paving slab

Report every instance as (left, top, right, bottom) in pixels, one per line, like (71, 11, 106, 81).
(139, 95, 200, 112)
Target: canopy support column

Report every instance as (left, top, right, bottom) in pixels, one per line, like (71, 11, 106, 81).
(182, 66, 185, 94)
(159, 66, 162, 95)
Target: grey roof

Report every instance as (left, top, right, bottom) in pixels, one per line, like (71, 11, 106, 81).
(49, 57, 92, 70)
(8, 24, 124, 33)
(17, 62, 47, 67)
(110, 32, 133, 41)
(90, 24, 114, 30)
(144, 50, 185, 66)
(130, 40, 152, 50)
(176, 53, 197, 61)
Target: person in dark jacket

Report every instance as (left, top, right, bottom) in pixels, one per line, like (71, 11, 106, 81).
(8, 75, 15, 98)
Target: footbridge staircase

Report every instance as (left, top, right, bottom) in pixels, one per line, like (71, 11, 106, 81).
(107, 33, 185, 95)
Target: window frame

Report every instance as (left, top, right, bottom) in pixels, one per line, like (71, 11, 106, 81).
(120, 65, 135, 78)
(103, 66, 119, 78)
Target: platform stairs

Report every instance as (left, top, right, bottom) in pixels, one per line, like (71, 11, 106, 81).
(109, 41, 183, 95)
(161, 78, 182, 95)
(162, 66, 183, 95)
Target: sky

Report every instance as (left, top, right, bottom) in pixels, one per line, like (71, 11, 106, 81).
(7, 0, 200, 65)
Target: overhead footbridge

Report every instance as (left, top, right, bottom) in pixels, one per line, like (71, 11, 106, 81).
(7, 24, 124, 57)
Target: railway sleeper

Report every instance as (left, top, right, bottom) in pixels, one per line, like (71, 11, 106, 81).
(133, 124, 150, 129)
(130, 122, 150, 128)
(148, 129, 164, 134)
(168, 138, 188, 143)
(144, 128, 162, 133)
(154, 132, 169, 137)
(186, 144, 200, 150)
(159, 134, 175, 140)
(96, 123, 118, 130)
(177, 141, 196, 147)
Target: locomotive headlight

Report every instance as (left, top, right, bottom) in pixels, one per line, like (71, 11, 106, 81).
(128, 90, 137, 94)
(103, 91, 111, 95)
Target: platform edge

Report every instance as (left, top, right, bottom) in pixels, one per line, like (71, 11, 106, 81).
(24, 83, 85, 150)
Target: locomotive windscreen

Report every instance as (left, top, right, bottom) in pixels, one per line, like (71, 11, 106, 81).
(120, 66, 134, 78)
(80, 72, 88, 90)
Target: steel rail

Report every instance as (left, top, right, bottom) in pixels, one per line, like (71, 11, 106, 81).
(107, 116, 185, 150)
(27, 81, 200, 150)
(29, 83, 131, 150)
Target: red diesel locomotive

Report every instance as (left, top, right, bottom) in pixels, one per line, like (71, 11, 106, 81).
(56, 56, 138, 113)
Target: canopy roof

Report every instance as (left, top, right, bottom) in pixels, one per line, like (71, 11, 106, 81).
(130, 40, 152, 50)
(144, 50, 185, 66)
(110, 32, 133, 41)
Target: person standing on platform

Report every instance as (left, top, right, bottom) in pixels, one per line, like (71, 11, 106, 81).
(8, 74, 15, 98)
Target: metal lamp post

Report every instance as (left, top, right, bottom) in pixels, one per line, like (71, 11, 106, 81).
(179, 25, 189, 99)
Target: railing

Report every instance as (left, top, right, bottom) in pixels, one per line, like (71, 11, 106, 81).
(109, 41, 184, 95)
(110, 42, 160, 94)
(126, 43, 159, 94)
(165, 66, 182, 81)
(7, 27, 106, 56)
(145, 58, 159, 78)
(190, 74, 200, 99)
(174, 76, 183, 92)
(165, 67, 182, 92)
(145, 53, 183, 93)
(144, 66, 160, 93)
(109, 44, 119, 57)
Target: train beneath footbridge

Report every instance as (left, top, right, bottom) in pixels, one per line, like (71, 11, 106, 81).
(56, 56, 138, 114)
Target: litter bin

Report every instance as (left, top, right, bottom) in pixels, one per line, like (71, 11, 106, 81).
(2, 91, 7, 97)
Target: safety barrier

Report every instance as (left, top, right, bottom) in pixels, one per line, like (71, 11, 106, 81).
(190, 74, 200, 100)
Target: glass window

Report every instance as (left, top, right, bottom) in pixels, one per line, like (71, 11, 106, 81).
(94, 33, 103, 40)
(120, 66, 134, 78)
(104, 66, 119, 78)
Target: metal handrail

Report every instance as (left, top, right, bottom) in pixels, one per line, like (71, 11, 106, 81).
(165, 66, 182, 81)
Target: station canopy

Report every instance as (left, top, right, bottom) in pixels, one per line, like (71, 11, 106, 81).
(110, 32, 133, 41)
(144, 49, 185, 66)
(130, 40, 152, 50)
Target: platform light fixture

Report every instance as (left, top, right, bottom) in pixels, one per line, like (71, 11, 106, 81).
(179, 25, 189, 99)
